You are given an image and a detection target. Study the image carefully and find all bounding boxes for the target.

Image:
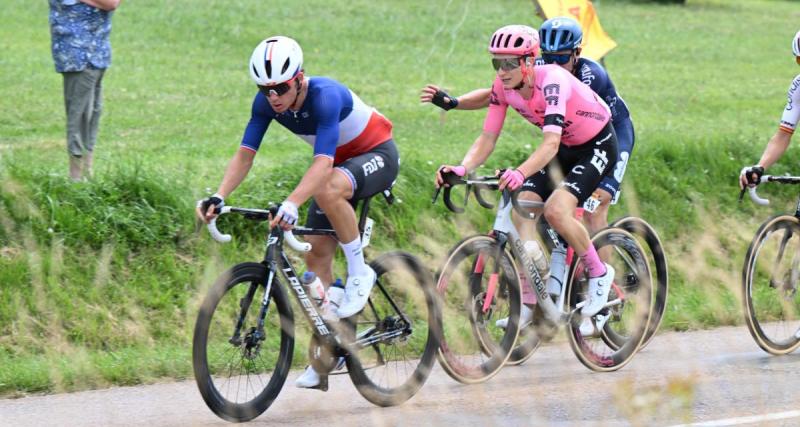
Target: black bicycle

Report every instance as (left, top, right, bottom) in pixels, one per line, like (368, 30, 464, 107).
(741, 175, 800, 355)
(192, 192, 441, 422)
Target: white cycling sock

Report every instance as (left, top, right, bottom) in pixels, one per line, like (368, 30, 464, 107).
(340, 238, 368, 276)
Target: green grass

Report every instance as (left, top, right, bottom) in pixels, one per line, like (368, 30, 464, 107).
(2, 0, 800, 395)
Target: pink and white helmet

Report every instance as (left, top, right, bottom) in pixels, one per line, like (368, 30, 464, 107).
(488, 25, 540, 57)
(249, 36, 303, 86)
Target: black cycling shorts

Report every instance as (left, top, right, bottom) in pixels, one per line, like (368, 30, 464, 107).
(305, 139, 399, 230)
(521, 122, 618, 205)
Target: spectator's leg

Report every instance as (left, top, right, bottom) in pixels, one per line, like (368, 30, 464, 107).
(84, 69, 105, 178)
(64, 72, 85, 180)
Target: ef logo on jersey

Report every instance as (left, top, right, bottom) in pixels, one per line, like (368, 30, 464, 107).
(362, 155, 385, 177)
(590, 149, 609, 174)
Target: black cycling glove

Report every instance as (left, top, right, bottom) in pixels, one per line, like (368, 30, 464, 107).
(743, 165, 765, 186)
(431, 89, 459, 111)
(198, 194, 224, 213)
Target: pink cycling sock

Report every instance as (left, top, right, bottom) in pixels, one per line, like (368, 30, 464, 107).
(579, 244, 607, 278)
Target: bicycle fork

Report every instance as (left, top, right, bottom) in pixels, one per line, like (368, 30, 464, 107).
(471, 233, 509, 314)
(228, 268, 274, 350)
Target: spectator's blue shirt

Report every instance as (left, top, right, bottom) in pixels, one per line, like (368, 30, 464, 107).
(49, 0, 113, 73)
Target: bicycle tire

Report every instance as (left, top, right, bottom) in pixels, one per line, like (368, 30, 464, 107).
(566, 228, 652, 372)
(346, 251, 442, 406)
(609, 216, 668, 349)
(743, 215, 800, 355)
(435, 234, 521, 384)
(193, 262, 295, 422)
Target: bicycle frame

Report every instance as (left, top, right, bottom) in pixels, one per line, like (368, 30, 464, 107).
(487, 191, 569, 324)
(208, 194, 401, 354)
(458, 179, 628, 325)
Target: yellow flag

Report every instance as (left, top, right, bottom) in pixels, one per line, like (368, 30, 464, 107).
(533, 0, 617, 61)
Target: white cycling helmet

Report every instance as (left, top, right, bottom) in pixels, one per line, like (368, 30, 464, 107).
(793, 30, 800, 57)
(249, 36, 303, 86)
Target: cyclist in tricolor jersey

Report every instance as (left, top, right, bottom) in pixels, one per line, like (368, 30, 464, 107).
(435, 25, 618, 320)
(740, 30, 800, 188)
(196, 36, 398, 389)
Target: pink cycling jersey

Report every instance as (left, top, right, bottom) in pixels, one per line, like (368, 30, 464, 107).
(483, 64, 611, 147)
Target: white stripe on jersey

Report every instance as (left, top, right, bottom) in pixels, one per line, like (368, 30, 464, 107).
(296, 90, 373, 148)
(780, 74, 800, 132)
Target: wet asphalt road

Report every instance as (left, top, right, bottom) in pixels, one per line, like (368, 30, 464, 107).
(2, 325, 799, 427)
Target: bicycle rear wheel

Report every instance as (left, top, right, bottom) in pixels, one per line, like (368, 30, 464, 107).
(346, 252, 441, 406)
(566, 228, 652, 371)
(609, 216, 668, 348)
(435, 235, 521, 383)
(193, 263, 294, 422)
(743, 215, 800, 355)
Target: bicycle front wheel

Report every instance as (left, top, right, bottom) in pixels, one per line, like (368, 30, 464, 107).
(743, 215, 800, 355)
(346, 252, 441, 406)
(566, 228, 652, 372)
(193, 263, 295, 422)
(436, 234, 521, 384)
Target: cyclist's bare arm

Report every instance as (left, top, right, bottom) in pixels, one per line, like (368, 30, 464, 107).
(757, 129, 793, 170)
(420, 85, 491, 110)
(454, 88, 491, 110)
(517, 132, 560, 177)
(461, 131, 499, 170)
(285, 155, 334, 207)
(197, 147, 255, 223)
(740, 130, 793, 189)
(217, 148, 256, 198)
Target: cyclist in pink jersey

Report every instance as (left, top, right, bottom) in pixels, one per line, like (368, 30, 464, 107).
(435, 25, 618, 319)
(740, 30, 800, 188)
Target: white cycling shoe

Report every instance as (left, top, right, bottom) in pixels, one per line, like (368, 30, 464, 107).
(295, 366, 322, 388)
(295, 357, 346, 389)
(495, 304, 534, 329)
(578, 312, 610, 337)
(581, 264, 615, 317)
(336, 267, 376, 318)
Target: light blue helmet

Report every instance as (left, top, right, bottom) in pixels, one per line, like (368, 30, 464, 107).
(539, 17, 583, 53)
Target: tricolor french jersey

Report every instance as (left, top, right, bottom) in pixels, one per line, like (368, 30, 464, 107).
(779, 74, 800, 135)
(483, 64, 611, 147)
(241, 77, 393, 164)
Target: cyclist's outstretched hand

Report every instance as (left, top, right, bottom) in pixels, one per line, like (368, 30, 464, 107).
(435, 165, 466, 188)
(270, 200, 299, 231)
(421, 85, 459, 111)
(739, 165, 764, 190)
(497, 168, 525, 191)
(196, 194, 224, 224)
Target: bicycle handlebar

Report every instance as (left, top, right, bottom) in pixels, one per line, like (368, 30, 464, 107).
(433, 171, 540, 219)
(205, 205, 312, 252)
(739, 175, 800, 206)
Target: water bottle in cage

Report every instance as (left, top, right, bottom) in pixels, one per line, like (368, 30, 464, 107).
(524, 240, 550, 279)
(300, 271, 327, 307)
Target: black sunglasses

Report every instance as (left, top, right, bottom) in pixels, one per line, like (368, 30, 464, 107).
(491, 57, 526, 72)
(541, 52, 573, 65)
(258, 81, 292, 97)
